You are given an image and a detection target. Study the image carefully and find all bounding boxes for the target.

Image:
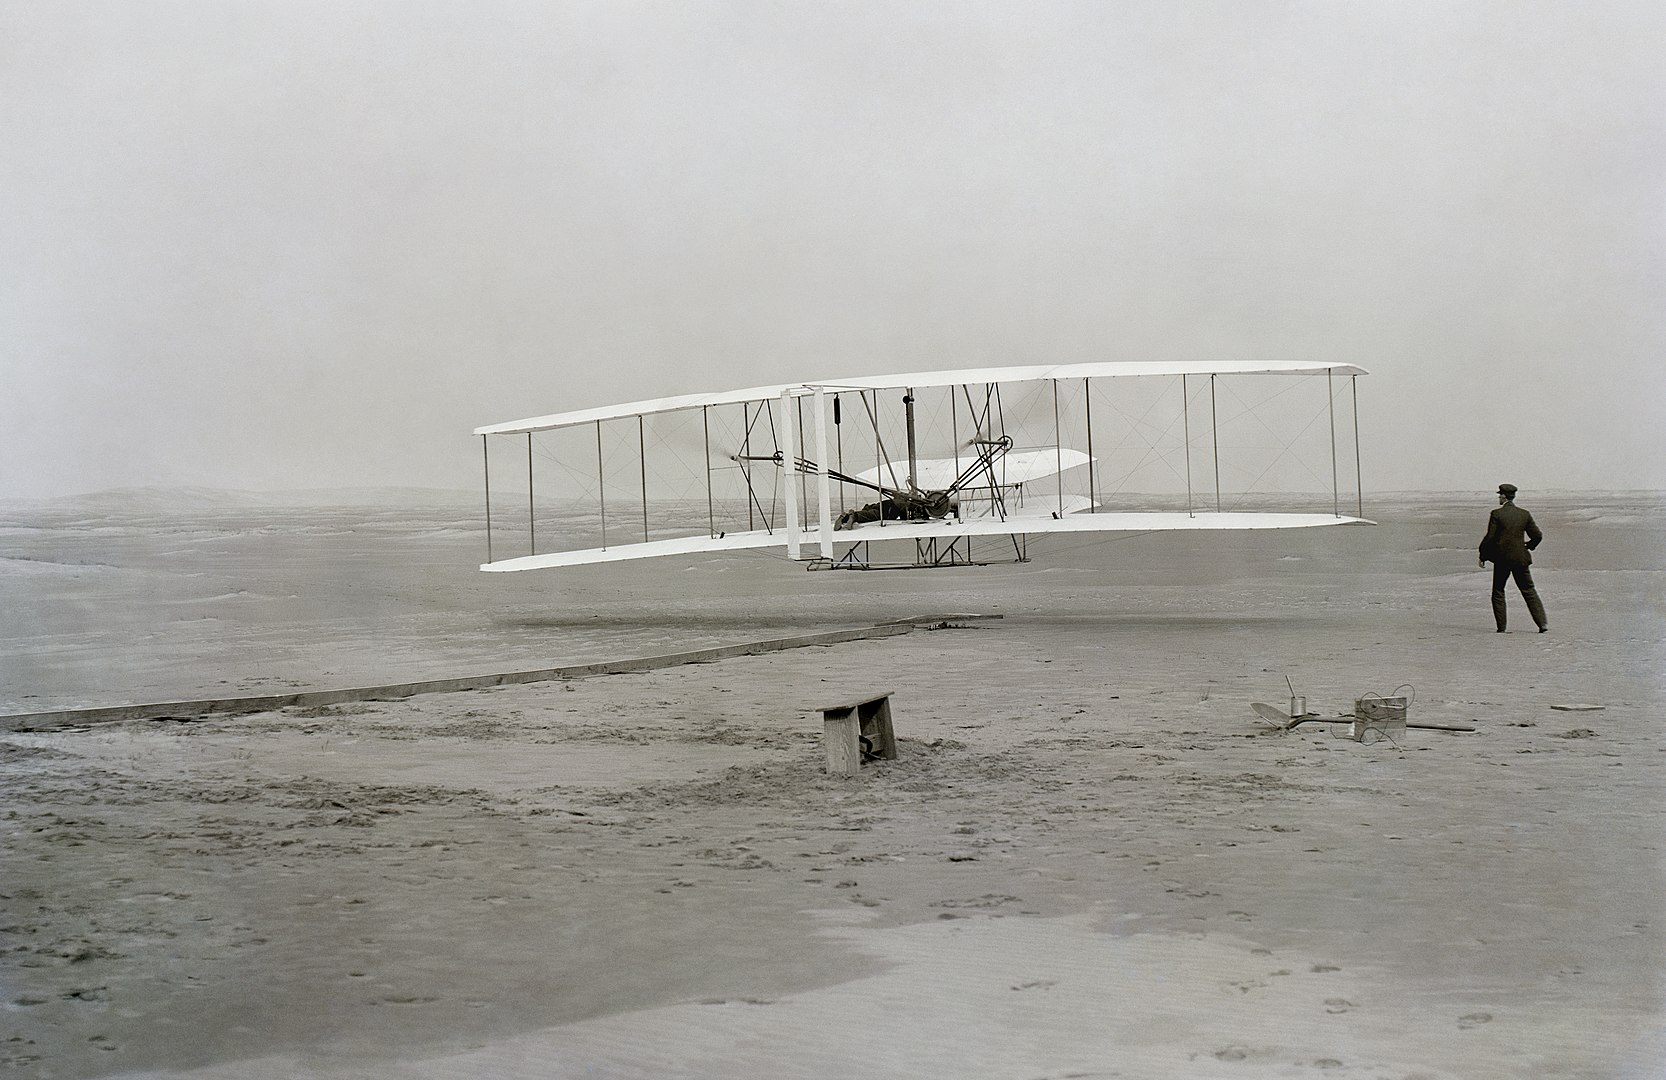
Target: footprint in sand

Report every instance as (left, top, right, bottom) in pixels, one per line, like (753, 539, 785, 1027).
(61, 987, 108, 1002)
(1458, 1012, 1493, 1029)
(1323, 998, 1355, 1014)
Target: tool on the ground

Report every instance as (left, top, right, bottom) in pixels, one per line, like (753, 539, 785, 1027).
(1249, 700, 1475, 733)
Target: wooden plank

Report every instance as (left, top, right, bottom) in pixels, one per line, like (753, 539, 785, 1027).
(814, 691, 894, 716)
(0, 620, 919, 732)
(821, 692, 897, 774)
(861, 696, 898, 761)
(824, 714, 863, 777)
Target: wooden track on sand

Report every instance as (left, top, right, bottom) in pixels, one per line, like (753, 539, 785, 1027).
(1, 615, 997, 732)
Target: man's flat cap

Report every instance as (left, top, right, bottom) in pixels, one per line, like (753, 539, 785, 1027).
(1497, 483, 1518, 495)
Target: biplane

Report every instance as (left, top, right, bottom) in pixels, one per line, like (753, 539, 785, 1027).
(474, 360, 1371, 572)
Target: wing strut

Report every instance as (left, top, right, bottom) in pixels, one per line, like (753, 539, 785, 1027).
(595, 420, 608, 549)
(1352, 375, 1364, 519)
(1084, 377, 1096, 513)
(1210, 375, 1221, 513)
(782, 388, 799, 559)
(703, 405, 715, 537)
(813, 386, 833, 556)
(482, 435, 493, 564)
(904, 387, 919, 492)
(1182, 375, 1194, 518)
(1328, 368, 1339, 518)
(639, 416, 649, 542)
(736, 402, 775, 534)
(1052, 380, 1064, 514)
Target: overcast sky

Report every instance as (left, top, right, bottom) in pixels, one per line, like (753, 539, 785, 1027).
(3, 0, 1662, 499)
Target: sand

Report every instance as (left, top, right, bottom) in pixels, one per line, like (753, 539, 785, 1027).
(2, 492, 1663, 1078)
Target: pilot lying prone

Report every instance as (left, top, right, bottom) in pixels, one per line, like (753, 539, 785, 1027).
(834, 491, 959, 530)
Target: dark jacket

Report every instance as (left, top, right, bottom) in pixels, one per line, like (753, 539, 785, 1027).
(1480, 502, 1543, 566)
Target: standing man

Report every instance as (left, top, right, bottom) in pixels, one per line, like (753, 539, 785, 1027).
(1479, 483, 1549, 633)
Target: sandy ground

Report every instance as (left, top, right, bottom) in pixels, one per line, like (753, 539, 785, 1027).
(2, 493, 1663, 1078)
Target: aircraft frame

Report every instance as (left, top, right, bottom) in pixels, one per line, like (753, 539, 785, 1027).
(474, 360, 1371, 573)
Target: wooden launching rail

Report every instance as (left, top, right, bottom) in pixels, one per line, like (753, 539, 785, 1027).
(0, 616, 999, 733)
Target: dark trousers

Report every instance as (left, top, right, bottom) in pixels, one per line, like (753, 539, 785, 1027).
(1491, 562, 1548, 631)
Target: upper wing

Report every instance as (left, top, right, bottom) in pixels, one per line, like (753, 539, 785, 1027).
(474, 360, 1369, 436)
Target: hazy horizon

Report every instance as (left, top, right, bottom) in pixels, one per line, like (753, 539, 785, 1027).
(5, 482, 1661, 511)
(4, 1, 1662, 500)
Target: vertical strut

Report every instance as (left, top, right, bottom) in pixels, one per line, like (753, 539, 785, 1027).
(482, 435, 492, 565)
(813, 387, 832, 557)
(1328, 369, 1339, 517)
(782, 389, 800, 559)
(797, 395, 809, 528)
(703, 405, 715, 536)
(904, 388, 918, 493)
(527, 432, 535, 556)
(1084, 378, 1095, 513)
(872, 391, 884, 526)
(596, 420, 607, 550)
(1210, 374, 1221, 513)
(1182, 374, 1193, 518)
(835, 394, 845, 513)
(1052, 380, 1063, 512)
(1352, 375, 1364, 519)
(742, 403, 754, 532)
(639, 415, 649, 542)
(951, 386, 960, 499)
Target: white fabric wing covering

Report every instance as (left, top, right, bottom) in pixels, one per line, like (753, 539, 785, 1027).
(850, 448, 1091, 490)
(474, 360, 1368, 436)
